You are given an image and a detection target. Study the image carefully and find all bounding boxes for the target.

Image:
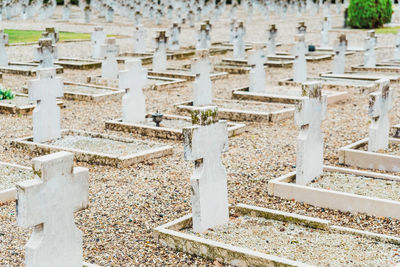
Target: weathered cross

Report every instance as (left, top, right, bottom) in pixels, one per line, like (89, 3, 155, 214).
(368, 79, 393, 152)
(332, 34, 347, 75)
(134, 24, 146, 53)
(16, 151, 89, 267)
(29, 68, 63, 143)
(364, 30, 377, 68)
(183, 106, 229, 233)
(119, 59, 148, 123)
(0, 28, 9, 67)
(91, 26, 106, 59)
(100, 38, 119, 79)
(320, 17, 329, 47)
(233, 20, 246, 60)
(152, 30, 168, 72)
(196, 23, 210, 50)
(191, 49, 213, 106)
(295, 81, 327, 185)
(248, 43, 266, 93)
(267, 24, 277, 56)
(169, 22, 181, 51)
(36, 38, 58, 68)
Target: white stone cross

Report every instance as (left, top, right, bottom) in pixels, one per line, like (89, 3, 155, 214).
(0, 29, 8, 67)
(293, 34, 307, 83)
(233, 20, 246, 60)
(169, 22, 181, 51)
(91, 26, 106, 59)
(364, 30, 377, 68)
(134, 24, 146, 53)
(191, 49, 213, 106)
(152, 30, 168, 72)
(267, 24, 277, 56)
(297, 21, 307, 34)
(368, 79, 393, 152)
(320, 17, 329, 47)
(332, 34, 347, 74)
(295, 81, 327, 185)
(35, 38, 58, 68)
(42, 27, 59, 44)
(196, 23, 210, 50)
(29, 68, 63, 143)
(183, 106, 229, 233)
(394, 30, 400, 61)
(229, 18, 237, 43)
(16, 151, 89, 267)
(248, 43, 266, 93)
(63, 3, 70, 21)
(119, 59, 147, 123)
(101, 38, 119, 79)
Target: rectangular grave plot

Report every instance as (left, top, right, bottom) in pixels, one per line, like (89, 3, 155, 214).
(117, 55, 153, 65)
(155, 203, 400, 266)
(278, 77, 379, 94)
(269, 165, 400, 220)
(86, 75, 186, 90)
(0, 94, 65, 115)
(232, 86, 348, 105)
(12, 130, 173, 167)
(320, 71, 400, 83)
(274, 52, 333, 61)
(0, 162, 32, 203)
(148, 68, 228, 81)
(338, 138, 400, 172)
(105, 114, 246, 140)
(62, 82, 123, 101)
(0, 62, 63, 76)
(351, 64, 400, 74)
(174, 99, 294, 123)
(214, 65, 251, 74)
(221, 58, 292, 68)
(55, 58, 102, 70)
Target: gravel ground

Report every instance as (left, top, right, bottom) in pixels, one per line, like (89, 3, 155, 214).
(1, 4, 400, 267)
(361, 142, 400, 156)
(308, 171, 400, 202)
(0, 165, 33, 191)
(185, 215, 400, 266)
(45, 134, 160, 156)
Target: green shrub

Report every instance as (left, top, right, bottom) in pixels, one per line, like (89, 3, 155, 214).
(0, 88, 14, 100)
(347, 0, 393, 29)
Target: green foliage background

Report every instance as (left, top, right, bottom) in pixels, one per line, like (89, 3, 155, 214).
(347, 0, 393, 29)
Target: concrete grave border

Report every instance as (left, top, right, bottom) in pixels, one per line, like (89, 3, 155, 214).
(0, 93, 65, 115)
(174, 100, 294, 122)
(86, 75, 186, 90)
(154, 203, 400, 266)
(220, 58, 293, 68)
(232, 86, 349, 105)
(105, 114, 246, 140)
(54, 57, 102, 70)
(12, 129, 173, 167)
(352, 64, 400, 74)
(320, 71, 400, 83)
(0, 161, 31, 203)
(278, 77, 379, 93)
(268, 165, 400, 219)
(148, 68, 228, 81)
(0, 62, 63, 76)
(338, 137, 400, 172)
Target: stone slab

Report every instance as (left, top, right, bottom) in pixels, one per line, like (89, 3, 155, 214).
(221, 58, 293, 68)
(0, 161, 32, 203)
(338, 137, 400, 172)
(55, 57, 102, 70)
(278, 77, 379, 93)
(351, 64, 400, 74)
(0, 93, 65, 115)
(154, 203, 400, 266)
(269, 165, 400, 219)
(272, 52, 333, 61)
(105, 114, 246, 140)
(86, 75, 186, 90)
(174, 99, 294, 122)
(0, 62, 63, 76)
(320, 71, 400, 83)
(148, 68, 228, 81)
(12, 129, 173, 167)
(232, 86, 349, 105)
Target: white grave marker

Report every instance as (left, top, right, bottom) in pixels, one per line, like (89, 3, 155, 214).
(267, 24, 277, 56)
(320, 17, 329, 47)
(332, 34, 347, 74)
(101, 38, 119, 79)
(169, 22, 181, 51)
(364, 30, 377, 68)
(183, 106, 229, 233)
(233, 21, 246, 60)
(134, 24, 146, 53)
(16, 151, 89, 267)
(119, 59, 147, 123)
(191, 49, 212, 106)
(29, 68, 63, 143)
(0, 29, 8, 66)
(152, 30, 168, 72)
(368, 79, 393, 152)
(91, 26, 106, 59)
(196, 23, 210, 50)
(248, 43, 266, 93)
(35, 38, 57, 68)
(293, 34, 307, 83)
(394, 30, 400, 61)
(295, 81, 327, 185)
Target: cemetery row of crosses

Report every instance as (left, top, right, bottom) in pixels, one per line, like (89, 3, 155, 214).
(2, 0, 400, 266)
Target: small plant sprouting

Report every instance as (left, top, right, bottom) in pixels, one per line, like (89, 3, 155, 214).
(0, 88, 15, 100)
